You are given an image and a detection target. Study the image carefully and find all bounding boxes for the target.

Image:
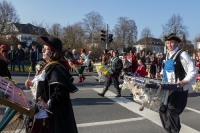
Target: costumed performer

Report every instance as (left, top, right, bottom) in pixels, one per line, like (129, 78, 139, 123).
(25, 36, 79, 133)
(77, 48, 89, 83)
(98, 50, 123, 97)
(156, 33, 197, 133)
(25, 60, 50, 133)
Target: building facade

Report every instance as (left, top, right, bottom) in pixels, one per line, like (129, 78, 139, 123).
(5, 23, 48, 46)
(133, 37, 165, 54)
(196, 38, 200, 50)
(178, 35, 194, 53)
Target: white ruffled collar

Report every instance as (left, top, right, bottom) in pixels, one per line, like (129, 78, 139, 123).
(32, 70, 46, 84)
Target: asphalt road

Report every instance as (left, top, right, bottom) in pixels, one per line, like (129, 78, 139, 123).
(2, 72, 200, 133)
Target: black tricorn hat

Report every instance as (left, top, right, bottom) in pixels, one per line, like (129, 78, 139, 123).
(39, 36, 64, 56)
(164, 33, 181, 43)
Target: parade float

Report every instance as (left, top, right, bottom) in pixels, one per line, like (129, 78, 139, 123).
(119, 73, 182, 111)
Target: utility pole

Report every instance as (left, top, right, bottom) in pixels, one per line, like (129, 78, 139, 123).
(106, 24, 108, 49)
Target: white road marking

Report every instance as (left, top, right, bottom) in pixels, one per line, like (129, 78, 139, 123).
(93, 88, 200, 133)
(77, 117, 145, 127)
(23, 90, 31, 92)
(76, 88, 95, 90)
(186, 107, 200, 114)
(2, 129, 26, 133)
(96, 102, 115, 104)
(23, 87, 94, 92)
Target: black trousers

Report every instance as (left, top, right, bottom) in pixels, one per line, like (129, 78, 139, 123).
(159, 90, 188, 133)
(104, 76, 121, 93)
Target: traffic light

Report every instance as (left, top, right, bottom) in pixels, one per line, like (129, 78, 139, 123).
(108, 34, 113, 43)
(101, 30, 106, 42)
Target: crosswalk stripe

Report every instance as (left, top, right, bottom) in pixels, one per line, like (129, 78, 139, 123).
(93, 88, 200, 133)
(77, 117, 145, 127)
(186, 107, 200, 114)
(2, 129, 26, 133)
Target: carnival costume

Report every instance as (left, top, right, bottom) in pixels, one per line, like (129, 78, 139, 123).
(77, 49, 89, 83)
(27, 60, 51, 133)
(37, 36, 79, 133)
(159, 34, 197, 133)
(98, 50, 123, 97)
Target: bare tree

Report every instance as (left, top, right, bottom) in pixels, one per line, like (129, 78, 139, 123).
(140, 27, 154, 39)
(113, 17, 137, 49)
(110, 41, 121, 50)
(0, 36, 17, 47)
(139, 27, 154, 49)
(82, 11, 104, 45)
(47, 23, 62, 38)
(62, 22, 85, 50)
(162, 14, 188, 38)
(0, 0, 20, 34)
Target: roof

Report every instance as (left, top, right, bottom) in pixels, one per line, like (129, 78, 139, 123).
(196, 38, 200, 42)
(13, 23, 48, 36)
(134, 37, 164, 46)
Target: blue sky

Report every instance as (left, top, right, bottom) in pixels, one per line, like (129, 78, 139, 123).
(8, 0, 200, 42)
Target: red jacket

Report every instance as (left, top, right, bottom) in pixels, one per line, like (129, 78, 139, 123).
(134, 65, 146, 77)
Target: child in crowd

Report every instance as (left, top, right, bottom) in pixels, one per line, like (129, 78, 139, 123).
(134, 59, 146, 77)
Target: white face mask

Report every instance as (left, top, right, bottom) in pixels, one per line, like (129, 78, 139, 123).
(45, 50, 52, 57)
